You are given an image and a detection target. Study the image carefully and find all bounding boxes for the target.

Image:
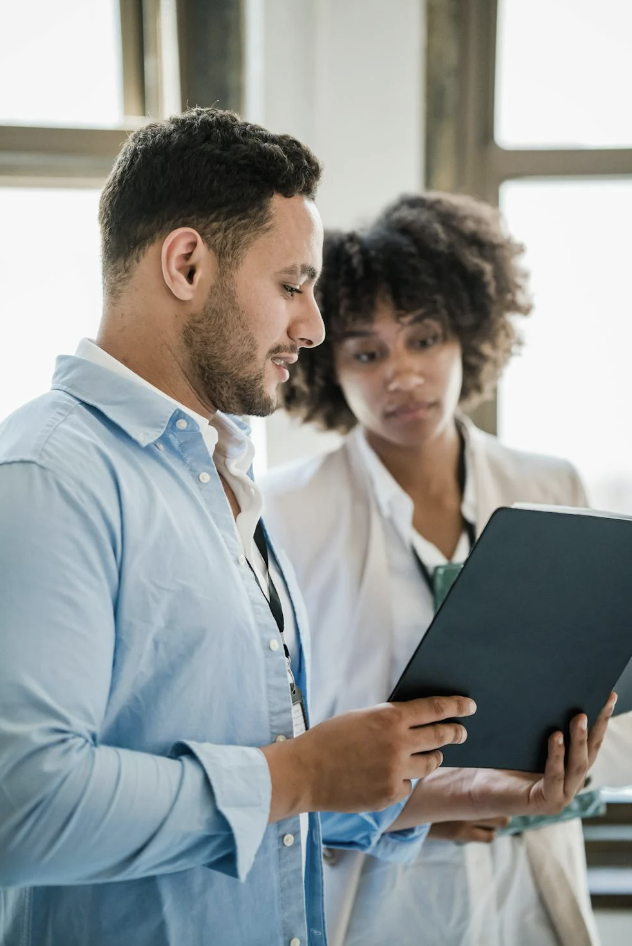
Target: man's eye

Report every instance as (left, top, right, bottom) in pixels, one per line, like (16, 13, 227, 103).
(283, 284, 302, 297)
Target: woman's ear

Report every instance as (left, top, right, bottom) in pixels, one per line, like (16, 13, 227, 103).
(161, 227, 218, 301)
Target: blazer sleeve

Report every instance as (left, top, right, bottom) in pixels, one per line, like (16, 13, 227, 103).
(588, 711, 632, 790)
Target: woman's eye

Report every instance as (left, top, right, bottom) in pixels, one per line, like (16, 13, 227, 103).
(283, 284, 302, 297)
(412, 333, 440, 349)
(354, 350, 380, 364)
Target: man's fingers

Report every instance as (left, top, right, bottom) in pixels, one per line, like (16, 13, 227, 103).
(410, 721, 468, 754)
(407, 749, 444, 781)
(398, 695, 477, 727)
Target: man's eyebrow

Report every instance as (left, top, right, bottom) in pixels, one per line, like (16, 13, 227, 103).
(276, 264, 319, 281)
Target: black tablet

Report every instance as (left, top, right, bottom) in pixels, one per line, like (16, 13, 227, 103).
(389, 505, 632, 771)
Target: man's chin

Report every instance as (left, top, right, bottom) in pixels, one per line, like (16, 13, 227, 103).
(245, 391, 279, 418)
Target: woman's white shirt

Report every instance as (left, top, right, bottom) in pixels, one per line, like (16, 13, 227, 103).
(354, 428, 475, 694)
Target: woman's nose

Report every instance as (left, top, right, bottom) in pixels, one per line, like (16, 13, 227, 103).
(385, 361, 426, 392)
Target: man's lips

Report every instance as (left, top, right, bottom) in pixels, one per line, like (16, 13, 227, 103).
(270, 353, 298, 367)
(270, 353, 298, 382)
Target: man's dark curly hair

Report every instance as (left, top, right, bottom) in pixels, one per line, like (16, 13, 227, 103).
(281, 191, 532, 433)
(99, 107, 322, 296)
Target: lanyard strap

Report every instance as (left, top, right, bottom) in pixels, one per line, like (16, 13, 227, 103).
(253, 520, 285, 635)
(412, 517, 476, 596)
(251, 521, 308, 730)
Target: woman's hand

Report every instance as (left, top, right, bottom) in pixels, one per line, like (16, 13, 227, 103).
(427, 817, 510, 844)
(470, 693, 616, 819)
(388, 693, 616, 831)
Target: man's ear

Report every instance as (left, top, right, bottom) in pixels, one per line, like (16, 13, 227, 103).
(161, 227, 218, 301)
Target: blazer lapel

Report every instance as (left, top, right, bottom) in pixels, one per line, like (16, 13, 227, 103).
(339, 436, 395, 710)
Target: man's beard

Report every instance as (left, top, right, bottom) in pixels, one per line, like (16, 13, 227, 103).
(182, 274, 277, 417)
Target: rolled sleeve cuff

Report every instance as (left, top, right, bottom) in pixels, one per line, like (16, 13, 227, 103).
(321, 800, 429, 866)
(172, 741, 271, 882)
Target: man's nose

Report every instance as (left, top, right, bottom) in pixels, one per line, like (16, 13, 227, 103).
(293, 294, 325, 349)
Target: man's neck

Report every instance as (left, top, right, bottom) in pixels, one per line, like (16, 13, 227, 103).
(96, 319, 216, 421)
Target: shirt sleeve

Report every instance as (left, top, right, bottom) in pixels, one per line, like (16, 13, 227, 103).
(320, 803, 429, 866)
(0, 460, 271, 887)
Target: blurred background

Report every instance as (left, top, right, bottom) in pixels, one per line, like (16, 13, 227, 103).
(1, 0, 631, 938)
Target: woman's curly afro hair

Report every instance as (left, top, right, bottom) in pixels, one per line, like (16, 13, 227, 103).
(280, 191, 533, 433)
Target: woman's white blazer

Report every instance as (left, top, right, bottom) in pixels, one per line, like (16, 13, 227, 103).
(262, 416, 632, 946)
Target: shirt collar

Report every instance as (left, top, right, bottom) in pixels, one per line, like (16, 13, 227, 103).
(51, 339, 251, 458)
(353, 427, 414, 539)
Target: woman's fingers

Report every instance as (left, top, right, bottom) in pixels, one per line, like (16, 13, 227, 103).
(587, 692, 617, 768)
(540, 730, 567, 806)
(563, 713, 589, 798)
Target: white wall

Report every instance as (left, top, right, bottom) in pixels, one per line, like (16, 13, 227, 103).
(245, 0, 426, 468)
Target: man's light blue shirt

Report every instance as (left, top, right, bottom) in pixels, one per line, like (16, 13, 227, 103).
(0, 353, 425, 946)
(0, 353, 330, 946)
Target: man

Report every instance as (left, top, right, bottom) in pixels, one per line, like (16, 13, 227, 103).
(0, 108, 474, 946)
(0, 109, 612, 946)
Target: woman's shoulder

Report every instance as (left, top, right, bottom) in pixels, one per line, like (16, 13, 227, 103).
(463, 417, 586, 505)
(260, 439, 352, 501)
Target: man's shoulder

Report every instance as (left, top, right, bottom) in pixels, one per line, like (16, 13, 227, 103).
(0, 390, 122, 485)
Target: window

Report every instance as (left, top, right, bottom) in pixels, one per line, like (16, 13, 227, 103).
(0, 0, 124, 127)
(498, 178, 632, 513)
(496, 0, 632, 149)
(0, 187, 102, 421)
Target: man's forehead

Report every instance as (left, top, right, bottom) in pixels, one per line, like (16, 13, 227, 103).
(262, 195, 322, 275)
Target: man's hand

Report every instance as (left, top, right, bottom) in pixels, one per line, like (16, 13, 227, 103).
(260, 696, 476, 823)
(428, 817, 510, 844)
(389, 693, 616, 831)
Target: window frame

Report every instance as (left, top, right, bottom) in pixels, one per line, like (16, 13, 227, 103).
(424, 0, 632, 436)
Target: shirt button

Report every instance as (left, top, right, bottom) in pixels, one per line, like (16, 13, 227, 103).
(283, 833, 295, 847)
(176, 418, 188, 429)
(275, 734, 287, 743)
(155, 442, 165, 451)
(238, 554, 247, 566)
(290, 940, 301, 946)
(198, 471, 211, 483)
(269, 639, 280, 651)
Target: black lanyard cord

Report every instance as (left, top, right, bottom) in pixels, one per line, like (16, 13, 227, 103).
(252, 520, 285, 636)
(412, 517, 476, 595)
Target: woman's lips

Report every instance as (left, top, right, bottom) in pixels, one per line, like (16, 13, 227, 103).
(385, 400, 438, 420)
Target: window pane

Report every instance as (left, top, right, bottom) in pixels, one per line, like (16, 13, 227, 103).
(498, 178, 632, 514)
(0, 188, 102, 422)
(496, 0, 632, 148)
(0, 1, 123, 127)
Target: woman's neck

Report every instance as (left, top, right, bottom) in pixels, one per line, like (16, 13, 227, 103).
(365, 421, 462, 500)
(364, 420, 466, 558)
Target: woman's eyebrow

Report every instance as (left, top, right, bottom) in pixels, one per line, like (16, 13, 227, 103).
(337, 327, 376, 340)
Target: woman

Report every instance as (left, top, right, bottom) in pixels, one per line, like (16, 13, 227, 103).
(262, 193, 632, 946)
